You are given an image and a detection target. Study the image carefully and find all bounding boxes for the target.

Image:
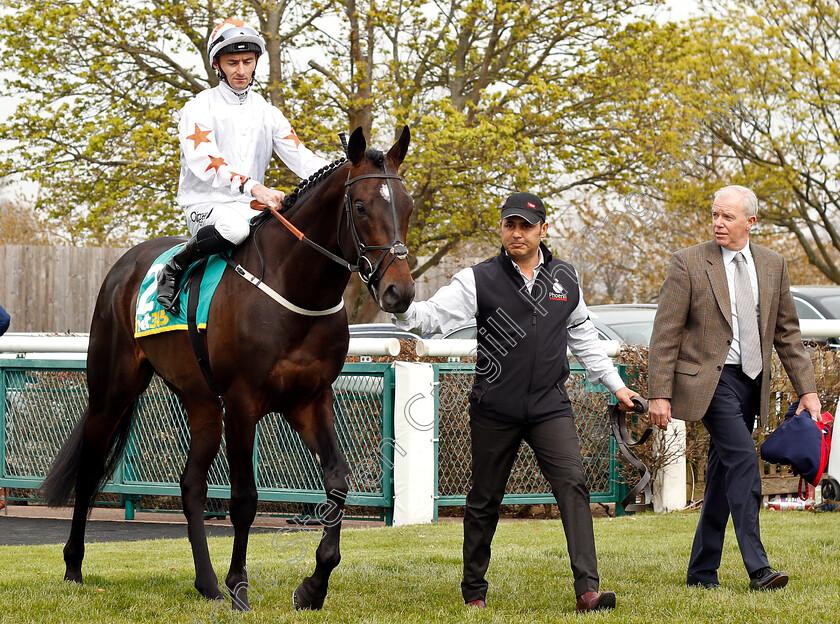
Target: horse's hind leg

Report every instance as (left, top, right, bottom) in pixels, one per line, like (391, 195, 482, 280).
(287, 393, 351, 611)
(180, 397, 225, 600)
(62, 352, 153, 583)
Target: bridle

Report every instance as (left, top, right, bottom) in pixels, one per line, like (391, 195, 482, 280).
(340, 166, 410, 297)
(264, 161, 410, 302)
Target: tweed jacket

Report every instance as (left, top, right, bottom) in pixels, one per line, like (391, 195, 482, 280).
(648, 240, 816, 425)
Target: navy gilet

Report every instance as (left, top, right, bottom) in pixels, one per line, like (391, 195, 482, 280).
(469, 243, 581, 422)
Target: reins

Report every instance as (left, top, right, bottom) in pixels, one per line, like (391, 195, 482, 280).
(265, 203, 357, 272)
(231, 164, 410, 316)
(609, 397, 655, 513)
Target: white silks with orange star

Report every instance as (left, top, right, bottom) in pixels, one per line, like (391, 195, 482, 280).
(176, 81, 329, 227)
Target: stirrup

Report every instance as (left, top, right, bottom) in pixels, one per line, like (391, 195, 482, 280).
(157, 292, 180, 315)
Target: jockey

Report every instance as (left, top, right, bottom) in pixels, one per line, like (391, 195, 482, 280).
(157, 18, 330, 313)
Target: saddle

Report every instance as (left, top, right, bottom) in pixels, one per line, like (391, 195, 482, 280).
(134, 244, 227, 338)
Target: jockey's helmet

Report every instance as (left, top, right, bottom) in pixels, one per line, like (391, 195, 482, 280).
(207, 19, 266, 66)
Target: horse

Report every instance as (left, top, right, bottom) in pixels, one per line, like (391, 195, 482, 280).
(40, 126, 415, 611)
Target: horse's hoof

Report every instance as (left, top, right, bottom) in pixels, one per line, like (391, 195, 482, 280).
(195, 583, 225, 601)
(228, 584, 250, 612)
(292, 585, 324, 610)
(231, 596, 250, 612)
(64, 571, 83, 585)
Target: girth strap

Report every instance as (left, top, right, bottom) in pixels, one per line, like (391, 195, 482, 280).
(186, 259, 224, 404)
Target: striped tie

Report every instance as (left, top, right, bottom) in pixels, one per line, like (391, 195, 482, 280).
(734, 252, 762, 379)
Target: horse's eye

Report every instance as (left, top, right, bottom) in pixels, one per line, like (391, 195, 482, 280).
(354, 201, 367, 215)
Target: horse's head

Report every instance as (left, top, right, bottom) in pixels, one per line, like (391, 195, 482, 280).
(341, 126, 415, 313)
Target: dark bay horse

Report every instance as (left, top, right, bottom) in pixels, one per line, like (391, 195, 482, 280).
(41, 126, 414, 611)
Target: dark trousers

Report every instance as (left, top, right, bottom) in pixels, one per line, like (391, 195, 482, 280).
(461, 407, 599, 601)
(687, 365, 769, 584)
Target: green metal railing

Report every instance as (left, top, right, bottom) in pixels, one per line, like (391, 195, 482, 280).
(1, 357, 628, 522)
(0, 358, 394, 520)
(433, 362, 624, 517)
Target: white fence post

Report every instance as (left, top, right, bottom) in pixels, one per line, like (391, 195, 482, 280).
(653, 419, 687, 513)
(392, 361, 436, 525)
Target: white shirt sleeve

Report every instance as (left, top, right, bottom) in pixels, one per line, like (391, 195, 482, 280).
(566, 286, 626, 394)
(393, 268, 477, 335)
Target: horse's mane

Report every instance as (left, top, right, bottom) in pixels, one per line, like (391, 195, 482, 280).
(363, 149, 385, 170)
(281, 157, 348, 212)
(250, 148, 386, 227)
(249, 157, 346, 228)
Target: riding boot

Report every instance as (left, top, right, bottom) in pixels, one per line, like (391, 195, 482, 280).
(156, 225, 235, 314)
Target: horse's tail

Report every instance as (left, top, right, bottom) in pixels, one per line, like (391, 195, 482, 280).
(40, 400, 138, 507)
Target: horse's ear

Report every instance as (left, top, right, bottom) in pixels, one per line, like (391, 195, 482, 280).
(347, 126, 366, 164)
(386, 125, 410, 167)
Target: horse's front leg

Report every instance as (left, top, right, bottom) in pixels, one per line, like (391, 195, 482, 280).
(222, 400, 259, 611)
(180, 398, 225, 601)
(287, 393, 350, 611)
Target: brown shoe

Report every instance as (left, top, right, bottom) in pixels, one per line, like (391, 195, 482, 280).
(576, 590, 616, 612)
(465, 599, 487, 608)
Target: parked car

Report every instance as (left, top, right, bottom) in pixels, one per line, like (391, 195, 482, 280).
(440, 321, 477, 340)
(791, 286, 840, 321)
(438, 303, 658, 346)
(586, 304, 658, 346)
(790, 285, 840, 348)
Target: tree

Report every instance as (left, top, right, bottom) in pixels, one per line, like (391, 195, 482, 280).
(0, 198, 52, 244)
(2, 0, 709, 318)
(0, 0, 332, 244)
(568, 0, 840, 301)
(296, 1, 697, 317)
(680, 0, 840, 284)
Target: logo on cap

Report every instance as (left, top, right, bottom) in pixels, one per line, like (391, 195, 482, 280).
(527, 202, 536, 209)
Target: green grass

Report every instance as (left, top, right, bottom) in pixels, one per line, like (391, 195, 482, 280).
(1, 510, 839, 623)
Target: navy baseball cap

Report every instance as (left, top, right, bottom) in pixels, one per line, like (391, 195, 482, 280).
(760, 399, 833, 486)
(500, 192, 546, 224)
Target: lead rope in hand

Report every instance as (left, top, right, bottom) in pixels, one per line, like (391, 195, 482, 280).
(610, 396, 654, 513)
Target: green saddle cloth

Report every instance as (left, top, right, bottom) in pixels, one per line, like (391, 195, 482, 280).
(134, 244, 228, 338)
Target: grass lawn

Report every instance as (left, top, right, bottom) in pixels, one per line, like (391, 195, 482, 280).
(1, 510, 839, 623)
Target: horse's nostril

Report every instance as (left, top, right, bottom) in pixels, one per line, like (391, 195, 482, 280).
(379, 283, 414, 313)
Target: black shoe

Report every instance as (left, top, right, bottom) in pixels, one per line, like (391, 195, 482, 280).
(749, 567, 788, 591)
(687, 573, 720, 589)
(155, 226, 235, 314)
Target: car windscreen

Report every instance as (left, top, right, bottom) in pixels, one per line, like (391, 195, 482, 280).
(607, 322, 654, 345)
(815, 294, 840, 318)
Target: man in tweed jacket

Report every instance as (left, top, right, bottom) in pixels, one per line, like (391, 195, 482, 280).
(648, 185, 820, 591)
